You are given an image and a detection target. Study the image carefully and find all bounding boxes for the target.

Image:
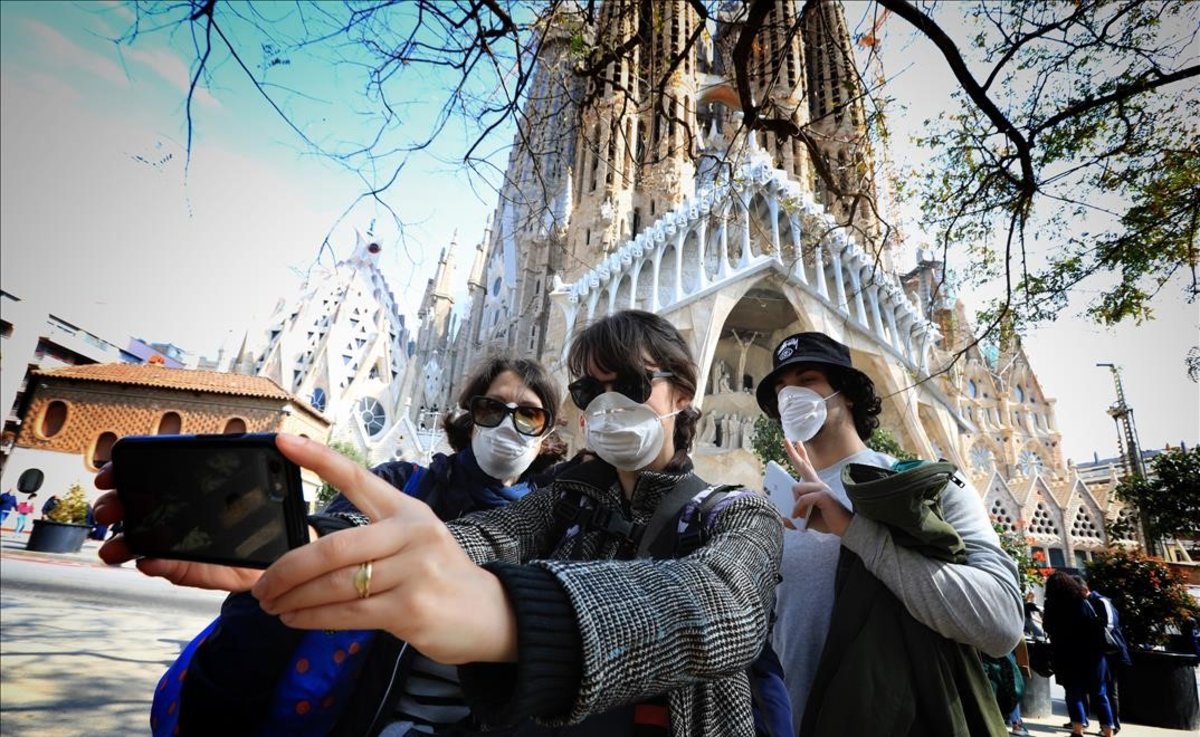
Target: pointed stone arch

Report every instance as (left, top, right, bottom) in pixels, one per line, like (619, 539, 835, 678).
(1024, 477, 1066, 565)
(680, 226, 705, 296)
(983, 472, 1022, 534)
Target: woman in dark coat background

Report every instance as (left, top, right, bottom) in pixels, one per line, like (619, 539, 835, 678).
(1043, 571, 1114, 737)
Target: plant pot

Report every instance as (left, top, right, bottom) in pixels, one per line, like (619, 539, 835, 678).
(1117, 647, 1200, 730)
(1020, 672, 1052, 717)
(25, 519, 89, 554)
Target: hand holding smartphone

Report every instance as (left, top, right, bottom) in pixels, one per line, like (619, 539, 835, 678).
(764, 460, 807, 531)
(112, 433, 310, 569)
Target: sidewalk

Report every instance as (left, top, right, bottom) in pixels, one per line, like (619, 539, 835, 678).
(0, 526, 119, 568)
(1018, 700, 1197, 737)
(2, 528, 1196, 736)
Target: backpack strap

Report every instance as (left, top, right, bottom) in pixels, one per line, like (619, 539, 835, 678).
(635, 473, 712, 559)
(638, 477, 740, 559)
(401, 464, 427, 496)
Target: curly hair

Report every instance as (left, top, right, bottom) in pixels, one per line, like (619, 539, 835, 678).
(441, 355, 565, 472)
(827, 367, 883, 441)
(1045, 570, 1087, 604)
(567, 310, 700, 466)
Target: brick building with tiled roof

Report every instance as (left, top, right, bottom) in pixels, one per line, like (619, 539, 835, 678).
(0, 364, 330, 507)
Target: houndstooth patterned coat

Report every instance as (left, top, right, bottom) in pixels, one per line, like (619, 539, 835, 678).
(447, 462, 784, 737)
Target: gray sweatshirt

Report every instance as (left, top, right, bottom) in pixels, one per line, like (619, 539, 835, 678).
(770, 448, 1024, 727)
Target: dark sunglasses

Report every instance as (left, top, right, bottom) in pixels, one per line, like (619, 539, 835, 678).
(469, 395, 553, 437)
(568, 370, 674, 410)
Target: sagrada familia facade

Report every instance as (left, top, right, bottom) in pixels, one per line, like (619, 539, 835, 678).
(246, 0, 1136, 567)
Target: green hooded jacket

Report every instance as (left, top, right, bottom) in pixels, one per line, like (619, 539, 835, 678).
(798, 460, 1009, 737)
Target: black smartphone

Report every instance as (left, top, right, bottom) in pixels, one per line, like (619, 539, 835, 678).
(112, 433, 310, 568)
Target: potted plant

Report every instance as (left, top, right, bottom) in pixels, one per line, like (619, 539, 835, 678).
(26, 482, 91, 554)
(1085, 548, 1199, 730)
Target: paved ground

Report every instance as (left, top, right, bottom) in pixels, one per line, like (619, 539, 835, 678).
(1, 527, 1196, 736)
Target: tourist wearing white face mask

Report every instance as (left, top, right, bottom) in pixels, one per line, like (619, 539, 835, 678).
(754, 332, 1023, 732)
(98, 355, 570, 736)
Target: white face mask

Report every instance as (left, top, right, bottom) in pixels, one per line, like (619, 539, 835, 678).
(584, 391, 681, 471)
(472, 422, 541, 482)
(778, 385, 841, 443)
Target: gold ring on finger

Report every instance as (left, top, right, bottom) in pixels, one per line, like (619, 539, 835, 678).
(353, 560, 373, 599)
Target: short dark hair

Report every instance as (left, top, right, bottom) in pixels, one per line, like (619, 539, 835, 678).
(827, 367, 883, 441)
(442, 355, 564, 471)
(567, 310, 701, 466)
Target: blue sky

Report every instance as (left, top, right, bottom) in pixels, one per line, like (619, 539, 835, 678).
(1, 0, 1196, 464)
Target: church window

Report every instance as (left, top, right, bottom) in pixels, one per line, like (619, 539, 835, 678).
(1074, 551, 1091, 568)
(310, 388, 327, 413)
(967, 379, 977, 398)
(492, 277, 501, 296)
(636, 120, 646, 167)
(39, 400, 69, 438)
(1047, 548, 1066, 568)
(1015, 385, 1025, 402)
(1018, 448, 1044, 476)
(343, 354, 353, 366)
(1029, 500, 1060, 537)
(223, 417, 247, 434)
(586, 229, 591, 246)
(357, 397, 387, 437)
(970, 444, 993, 472)
(633, 208, 642, 236)
(1071, 507, 1103, 541)
(989, 498, 1017, 533)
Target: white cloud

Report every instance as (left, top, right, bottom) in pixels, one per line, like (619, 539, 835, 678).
(125, 46, 220, 108)
(24, 19, 128, 88)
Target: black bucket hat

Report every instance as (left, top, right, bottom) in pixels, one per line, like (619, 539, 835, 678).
(755, 332, 867, 417)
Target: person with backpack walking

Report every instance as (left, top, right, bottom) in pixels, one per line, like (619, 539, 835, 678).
(753, 331, 1024, 735)
(1044, 571, 1115, 737)
(1081, 575, 1129, 734)
(96, 355, 568, 735)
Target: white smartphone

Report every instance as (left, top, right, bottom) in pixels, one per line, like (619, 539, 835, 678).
(764, 460, 807, 531)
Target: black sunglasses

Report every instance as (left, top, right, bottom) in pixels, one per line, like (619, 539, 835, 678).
(568, 370, 674, 410)
(469, 396, 553, 437)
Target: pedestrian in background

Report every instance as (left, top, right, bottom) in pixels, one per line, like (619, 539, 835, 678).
(1044, 571, 1114, 737)
(40, 494, 59, 518)
(14, 493, 36, 533)
(0, 489, 16, 528)
(1081, 575, 1129, 734)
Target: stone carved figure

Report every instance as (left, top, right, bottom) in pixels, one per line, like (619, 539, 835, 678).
(730, 331, 759, 394)
(724, 414, 741, 449)
(712, 360, 732, 394)
(699, 412, 717, 445)
(741, 416, 756, 451)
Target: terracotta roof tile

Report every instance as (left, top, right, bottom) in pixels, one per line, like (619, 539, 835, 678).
(35, 363, 296, 402)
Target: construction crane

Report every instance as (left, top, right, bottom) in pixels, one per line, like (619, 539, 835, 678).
(1097, 362, 1157, 554)
(1096, 363, 1146, 478)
